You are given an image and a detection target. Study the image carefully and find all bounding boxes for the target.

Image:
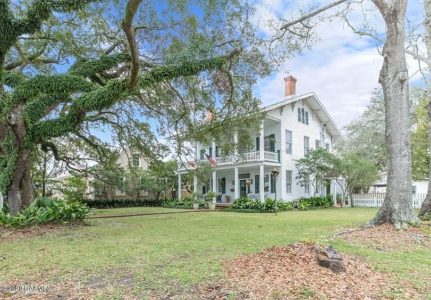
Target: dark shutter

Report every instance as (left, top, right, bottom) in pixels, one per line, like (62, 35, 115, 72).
(255, 175, 260, 193)
(256, 137, 260, 151)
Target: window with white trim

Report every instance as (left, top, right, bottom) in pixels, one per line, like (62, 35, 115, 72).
(285, 130, 292, 154)
(286, 170, 292, 194)
(304, 136, 310, 155)
(132, 154, 140, 167)
(304, 174, 310, 194)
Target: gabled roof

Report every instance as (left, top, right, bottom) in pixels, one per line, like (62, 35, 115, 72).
(261, 92, 343, 140)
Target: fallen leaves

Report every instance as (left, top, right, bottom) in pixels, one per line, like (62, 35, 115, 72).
(339, 224, 431, 251)
(222, 243, 404, 299)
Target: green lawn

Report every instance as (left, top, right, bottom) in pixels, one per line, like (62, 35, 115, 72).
(1, 207, 430, 299)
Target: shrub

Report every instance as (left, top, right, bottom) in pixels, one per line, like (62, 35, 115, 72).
(295, 195, 332, 210)
(162, 197, 205, 209)
(231, 197, 294, 212)
(0, 197, 89, 228)
(231, 197, 261, 210)
(81, 198, 164, 208)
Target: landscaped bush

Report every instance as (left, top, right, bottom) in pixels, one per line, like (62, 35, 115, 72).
(231, 197, 261, 210)
(230, 197, 294, 212)
(81, 198, 164, 208)
(162, 197, 205, 209)
(0, 197, 89, 228)
(296, 195, 332, 211)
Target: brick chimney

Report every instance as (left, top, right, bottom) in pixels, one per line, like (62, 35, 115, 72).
(284, 75, 297, 97)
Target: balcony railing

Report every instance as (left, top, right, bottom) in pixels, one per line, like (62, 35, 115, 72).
(193, 150, 280, 166)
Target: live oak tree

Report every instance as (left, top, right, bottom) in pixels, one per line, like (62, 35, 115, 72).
(406, 0, 431, 220)
(280, 0, 419, 227)
(1, 0, 307, 214)
(0, 0, 239, 214)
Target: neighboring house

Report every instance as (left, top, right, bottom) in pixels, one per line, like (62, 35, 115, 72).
(370, 171, 428, 195)
(91, 149, 150, 200)
(177, 76, 343, 204)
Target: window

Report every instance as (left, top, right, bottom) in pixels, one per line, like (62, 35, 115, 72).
(239, 173, 251, 179)
(209, 147, 213, 157)
(325, 143, 330, 151)
(304, 136, 310, 155)
(200, 149, 205, 160)
(285, 130, 292, 154)
(255, 174, 260, 193)
(286, 170, 292, 194)
(132, 154, 140, 167)
(304, 174, 310, 194)
(315, 139, 320, 149)
(270, 173, 276, 193)
(215, 146, 220, 157)
(264, 134, 275, 152)
(298, 107, 309, 125)
(264, 175, 269, 192)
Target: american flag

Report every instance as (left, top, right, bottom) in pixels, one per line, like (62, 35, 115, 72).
(205, 153, 217, 167)
(188, 161, 197, 168)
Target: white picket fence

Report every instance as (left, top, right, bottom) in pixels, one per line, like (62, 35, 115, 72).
(352, 193, 426, 209)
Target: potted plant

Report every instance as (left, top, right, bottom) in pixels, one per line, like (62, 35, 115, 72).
(205, 191, 216, 210)
(192, 192, 200, 210)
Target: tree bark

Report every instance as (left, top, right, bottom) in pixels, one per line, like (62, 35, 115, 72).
(419, 0, 431, 220)
(5, 104, 36, 214)
(370, 0, 419, 227)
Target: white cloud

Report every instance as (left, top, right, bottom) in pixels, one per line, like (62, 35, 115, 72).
(252, 0, 425, 129)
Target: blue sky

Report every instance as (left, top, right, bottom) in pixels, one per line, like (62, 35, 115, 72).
(251, 0, 426, 129)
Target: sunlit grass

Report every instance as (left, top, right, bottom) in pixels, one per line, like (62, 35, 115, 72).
(1, 207, 429, 297)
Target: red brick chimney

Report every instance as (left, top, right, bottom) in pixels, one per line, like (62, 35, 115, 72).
(284, 75, 297, 97)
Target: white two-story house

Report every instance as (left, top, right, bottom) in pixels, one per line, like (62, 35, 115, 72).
(177, 76, 342, 204)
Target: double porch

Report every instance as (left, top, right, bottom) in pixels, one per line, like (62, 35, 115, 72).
(178, 162, 282, 204)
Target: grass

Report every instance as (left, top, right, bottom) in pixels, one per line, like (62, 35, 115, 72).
(1, 207, 430, 298)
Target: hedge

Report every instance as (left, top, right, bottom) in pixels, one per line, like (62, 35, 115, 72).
(80, 198, 165, 209)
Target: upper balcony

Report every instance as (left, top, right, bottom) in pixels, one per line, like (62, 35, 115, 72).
(177, 117, 281, 172)
(199, 150, 280, 166)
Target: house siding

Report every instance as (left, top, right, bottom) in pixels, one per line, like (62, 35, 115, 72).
(181, 94, 341, 202)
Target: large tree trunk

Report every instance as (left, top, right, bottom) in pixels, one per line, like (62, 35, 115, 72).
(5, 104, 36, 214)
(419, 0, 431, 220)
(370, 0, 419, 227)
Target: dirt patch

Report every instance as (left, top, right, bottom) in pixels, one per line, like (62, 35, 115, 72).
(220, 243, 417, 300)
(338, 224, 431, 251)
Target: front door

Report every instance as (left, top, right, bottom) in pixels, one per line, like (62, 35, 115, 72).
(240, 179, 249, 197)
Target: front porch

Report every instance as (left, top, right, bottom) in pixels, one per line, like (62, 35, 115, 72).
(178, 163, 282, 204)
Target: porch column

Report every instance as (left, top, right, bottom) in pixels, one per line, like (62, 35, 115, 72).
(177, 173, 182, 200)
(259, 164, 265, 201)
(193, 175, 198, 193)
(259, 120, 264, 161)
(234, 167, 240, 199)
(212, 170, 217, 203)
(280, 115, 286, 199)
(212, 139, 216, 158)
